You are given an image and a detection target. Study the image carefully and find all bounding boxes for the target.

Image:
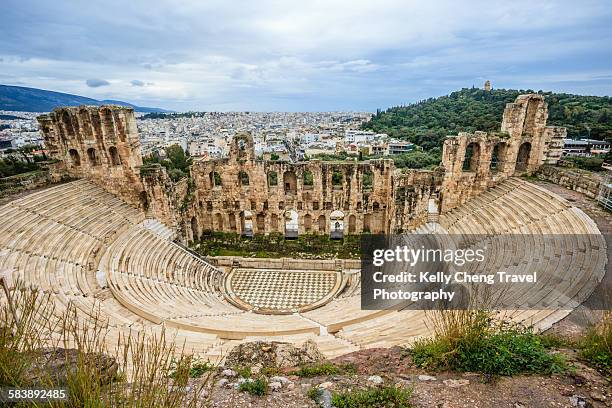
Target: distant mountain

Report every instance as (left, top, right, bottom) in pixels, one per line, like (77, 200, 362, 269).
(0, 84, 169, 113)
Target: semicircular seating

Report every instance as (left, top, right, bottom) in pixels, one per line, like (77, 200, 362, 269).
(0, 177, 607, 360)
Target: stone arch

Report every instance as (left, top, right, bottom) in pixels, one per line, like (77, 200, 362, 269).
(268, 171, 278, 186)
(463, 142, 480, 172)
(209, 171, 221, 187)
(68, 149, 81, 167)
(139, 191, 149, 211)
(256, 213, 265, 232)
(332, 169, 343, 189)
(100, 107, 115, 139)
(202, 213, 212, 232)
(77, 107, 95, 141)
(490, 142, 507, 171)
(303, 170, 314, 188)
(373, 212, 385, 233)
(348, 214, 356, 234)
(284, 209, 299, 238)
(215, 213, 224, 230)
(515, 142, 531, 172)
(318, 215, 326, 233)
(241, 210, 253, 237)
(87, 148, 99, 166)
(330, 210, 344, 239)
(363, 213, 371, 233)
(304, 214, 312, 232)
(61, 110, 79, 141)
(362, 169, 373, 191)
(238, 170, 249, 186)
(230, 133, 255, 161)
(191, 216, 199, 241)
(283, 171, 297, 194)
(229, 213, 237, 231)
(109, 146, 121, 166)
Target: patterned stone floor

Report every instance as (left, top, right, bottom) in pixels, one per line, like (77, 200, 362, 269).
(225, 268, 340, 313)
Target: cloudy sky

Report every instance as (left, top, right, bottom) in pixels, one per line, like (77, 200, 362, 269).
(1, 0, 611, 111)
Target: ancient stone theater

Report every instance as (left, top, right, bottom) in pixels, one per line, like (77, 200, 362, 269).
(0, 94, 605, 359)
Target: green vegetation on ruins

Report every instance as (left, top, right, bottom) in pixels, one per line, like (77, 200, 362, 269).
(192, 232, 361, 259)
(579, 312, 612, 376)
(0, 279, 215, 407)
(292, 362, 357, 377)
(363, 88, 612, 151)
(142, 144, 193, 181)
(329, 385, 413, 408)
(307, 149, 441, 170)
(409, 310, 566, 376)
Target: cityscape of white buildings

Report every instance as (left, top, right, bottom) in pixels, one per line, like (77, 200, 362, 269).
(1, 109, 609, 162)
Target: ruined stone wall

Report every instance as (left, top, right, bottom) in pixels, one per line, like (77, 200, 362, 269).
(36, 94, 563, 241)
(37, 106, 145, 207)
(536, 165, 603, 199)
(440, 94, 565, 212)
(393, 169, 442, 231)
(187, 133, 402, 238)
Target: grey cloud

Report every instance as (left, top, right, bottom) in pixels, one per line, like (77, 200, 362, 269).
(86, 78, 110, 87)
(131, 79, 145, 86)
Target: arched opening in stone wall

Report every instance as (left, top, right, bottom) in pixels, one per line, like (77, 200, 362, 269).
(215, 213, 224, 230)
(109, 146, 121, 166)
(490, 142, 507, 172)
(522, 100, 539, 137)
(238, 171, 249, 186)
(229, 213, 237, 231)
(318, 215, 326, 233)
(202, 213, 212, 232)
(332, 170, 343, 189)
(283, 171, 297, 194)
(87, 148, 99, 166)
(348, 215, 356, 233)
(373, 212, 385, 233)
(100, 108, 115, 139)
(68, 149, 81, 167)
(256, 213, 265, 232)
(242, 210, 253, 237)
(515, 142, 531, 172)
(139, 191, 149, 211)
(304, 214, 312, 232)
(303, 170, 314, 188)
(210, 172, 221, 187)
(330, 210, 344, 239)
(271, 214, 279, 231)
(362, 170, 373, 191)
(363, 214, 371, 233)
(373, 202, 380, 211)
(61, 110, 80, 142)
(463, 142, 480, 172)
(284, 210, 299, 239)
(191, 216, 199, 241)
(268, 171, 278, 186)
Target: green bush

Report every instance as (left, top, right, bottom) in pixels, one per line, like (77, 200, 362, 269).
(292, 362, 356, 377)
(411, 314, 566, 376)
(564, 155, 605, 171)
(331, 385, 413, 408)
(189, 358, 214, 378)
(579, 313, 612, 375)
(238, 377, 268, 396)
(307, 385, 324, 402)
(235, 366, 252, 378)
